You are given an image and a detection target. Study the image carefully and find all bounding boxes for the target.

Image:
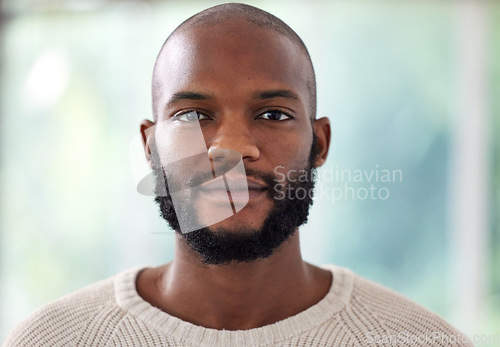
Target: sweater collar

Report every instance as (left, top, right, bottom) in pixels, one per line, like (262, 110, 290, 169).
(115, 264, 353, 346)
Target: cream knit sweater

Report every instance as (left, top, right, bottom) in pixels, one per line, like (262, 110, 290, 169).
(3, 265, 473, 346)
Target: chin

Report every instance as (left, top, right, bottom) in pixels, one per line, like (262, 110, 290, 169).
(208, 212, 266, 232)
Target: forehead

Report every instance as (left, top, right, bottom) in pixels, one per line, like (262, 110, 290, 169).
(154, 20, 310, 110)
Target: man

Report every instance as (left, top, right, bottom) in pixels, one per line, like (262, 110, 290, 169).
(4, 3, 473, 346)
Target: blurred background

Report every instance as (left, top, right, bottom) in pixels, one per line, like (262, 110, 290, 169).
(0, 0, 499, 344)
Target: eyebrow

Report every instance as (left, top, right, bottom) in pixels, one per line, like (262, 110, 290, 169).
(166, 91, 212, 108)
(253, 89, 300, 101)
(165, 89, 300, 109)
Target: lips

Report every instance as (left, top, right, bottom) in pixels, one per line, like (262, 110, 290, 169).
(197, 176, 268, 207)
(246, 179, 268, 190)
(199, 176, 267, 192)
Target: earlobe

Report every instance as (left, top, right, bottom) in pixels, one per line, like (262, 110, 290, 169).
(312, 117, 331, 168)
(140, 119, 156, 167)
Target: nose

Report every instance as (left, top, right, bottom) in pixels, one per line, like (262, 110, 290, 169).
(207, 118, 260, 162)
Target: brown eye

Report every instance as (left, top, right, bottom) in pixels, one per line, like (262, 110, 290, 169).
(175, 111, 209, 122)
(258, 110, 292, 121)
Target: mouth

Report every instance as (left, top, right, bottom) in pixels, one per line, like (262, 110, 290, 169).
(198, 176, 268, 205)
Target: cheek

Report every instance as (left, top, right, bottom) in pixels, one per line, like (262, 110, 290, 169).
(155, 122, 207, 167)
(258, 132, 312, 178)
(154, 122, 214, 189)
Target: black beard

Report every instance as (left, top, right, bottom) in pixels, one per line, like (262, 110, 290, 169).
(152, 134, 319, 265)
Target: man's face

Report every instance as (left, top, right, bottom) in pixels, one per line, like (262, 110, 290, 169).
(146, 20, 327, 263)
(152, 21, 314, 231)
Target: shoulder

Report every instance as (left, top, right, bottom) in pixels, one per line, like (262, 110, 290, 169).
(328, 265, 473, 346)
(3, 270, 135, 347)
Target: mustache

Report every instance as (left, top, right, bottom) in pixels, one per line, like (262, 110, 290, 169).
(152, 152, 278, 193)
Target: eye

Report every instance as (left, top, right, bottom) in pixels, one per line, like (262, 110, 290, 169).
(257, 110, 292, 121)
(174, 110, 210, 122)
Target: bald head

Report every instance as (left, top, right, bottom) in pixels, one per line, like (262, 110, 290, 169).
(151, 3, 316, 120)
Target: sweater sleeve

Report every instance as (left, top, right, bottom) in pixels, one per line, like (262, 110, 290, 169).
(2, 277, 118, 347)
(349, 275, 475, 347)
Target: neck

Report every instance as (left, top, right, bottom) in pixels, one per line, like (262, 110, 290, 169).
(137, 230, 332, 330)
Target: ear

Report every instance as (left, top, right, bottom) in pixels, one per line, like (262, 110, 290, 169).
(140, 119, 155, 167)
(312, 117, 331, 168)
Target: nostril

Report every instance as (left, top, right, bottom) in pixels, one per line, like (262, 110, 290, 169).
(208, 148, 227, 161)
(208, 148, 241, 161)
(207, 134, 260, 162)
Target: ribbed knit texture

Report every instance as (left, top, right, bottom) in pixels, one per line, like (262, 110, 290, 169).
(3, 265, 473, 346)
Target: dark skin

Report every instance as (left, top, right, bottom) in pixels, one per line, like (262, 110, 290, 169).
(138, 19, 332, 330)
